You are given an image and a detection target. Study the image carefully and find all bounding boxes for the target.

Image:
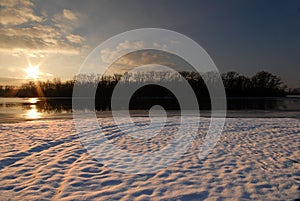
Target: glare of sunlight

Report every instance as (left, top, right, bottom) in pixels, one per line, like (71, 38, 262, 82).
(25, 63, 41, 80)
(28, 97, 39, 104)
(25, 105, 42, 119)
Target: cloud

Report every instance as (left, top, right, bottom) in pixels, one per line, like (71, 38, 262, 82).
(0, 25, 60, 39)
(104, 49, 195, 75)
(0, 0, 85, 57)
(63, 9, 78, 21)
(99, 40, 196, 76)
(0, 0, 42, 25)
(52, 9, 80, 32)
(0, 76, 26, 85)
(66, 34, 85, 44)
(153, 42, 168, 50)
(0, 25, 81, 57)
(0, 0, 33, 7)
(100, 40, 145, 63)
(45, 73, 53, 77)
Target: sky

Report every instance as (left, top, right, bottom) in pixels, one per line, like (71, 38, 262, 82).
(0, 0, 299, 87)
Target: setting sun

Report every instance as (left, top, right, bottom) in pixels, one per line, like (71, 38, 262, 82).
(25, 63, 41, 80)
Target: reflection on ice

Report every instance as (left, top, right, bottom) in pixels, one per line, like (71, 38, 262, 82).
(28, 97, 39, 104)
(25, 105, 42, 119)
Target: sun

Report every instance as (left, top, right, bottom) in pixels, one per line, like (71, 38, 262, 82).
(25, 63, 41, 80)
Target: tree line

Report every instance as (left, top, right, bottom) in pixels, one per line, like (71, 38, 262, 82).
(0, 71, 287, 97)
(0, 70, 287, 98)
(0, 70, 290, 110)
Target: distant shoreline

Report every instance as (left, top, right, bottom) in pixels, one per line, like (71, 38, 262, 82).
(1, 110, 299, 124)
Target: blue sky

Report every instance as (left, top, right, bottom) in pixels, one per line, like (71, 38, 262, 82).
(0, 0, 299, 87)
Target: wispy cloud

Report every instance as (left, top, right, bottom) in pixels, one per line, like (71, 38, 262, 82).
(63, 9, 78, 21)
(52, 9, 80, 32)
(0, 0, 43, 25)
(101, 40, 145, 63)
(104, 49, 194, 75)
(0, 0, 85, 57)
(66, 34, 85, 44)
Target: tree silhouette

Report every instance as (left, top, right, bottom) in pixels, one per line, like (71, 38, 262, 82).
(251, 71, 286, 96)
(0, 70, 288, 110)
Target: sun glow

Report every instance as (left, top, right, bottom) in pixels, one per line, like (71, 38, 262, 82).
(28, 97, 38, 104)
(25, 105, 42, 119)
(25, 63, 41, 80)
